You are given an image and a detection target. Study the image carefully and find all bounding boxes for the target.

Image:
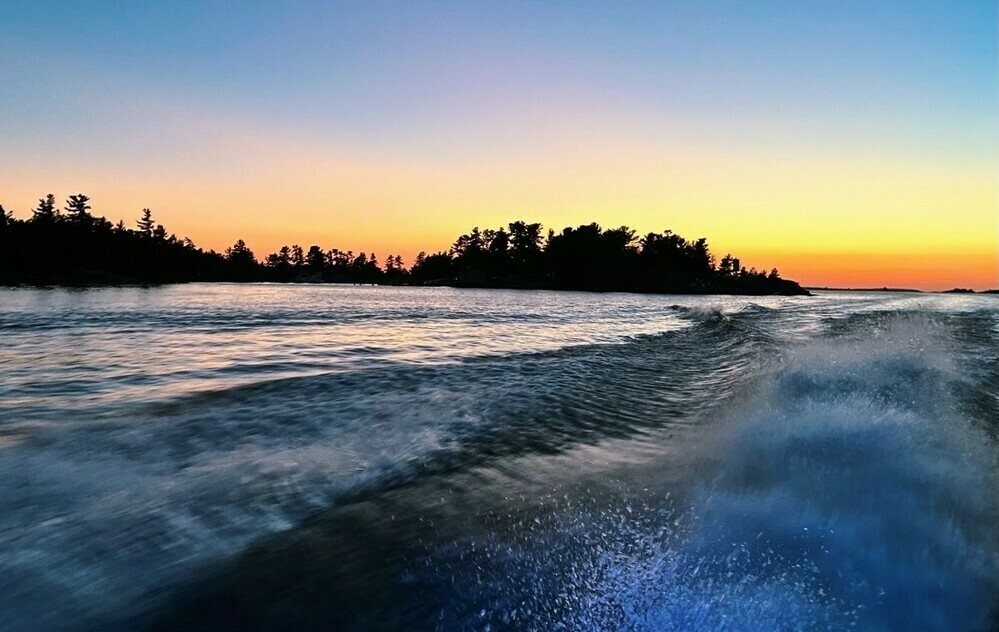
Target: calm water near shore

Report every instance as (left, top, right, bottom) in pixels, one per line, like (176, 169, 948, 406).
(1, 285, 997, 630)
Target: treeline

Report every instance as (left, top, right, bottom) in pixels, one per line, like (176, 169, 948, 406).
(0, 196, 236, 284)
(0, 194, 808, 295)
(409, 222, 806, 294)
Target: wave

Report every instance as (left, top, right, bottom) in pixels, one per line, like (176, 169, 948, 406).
(0, 317, 765, 629)
(0, 302, 598, 335)
(3, 302, 997, 629)
(421, 313, 999, 631)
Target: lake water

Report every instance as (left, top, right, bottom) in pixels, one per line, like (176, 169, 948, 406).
(1, 285, 997, 630)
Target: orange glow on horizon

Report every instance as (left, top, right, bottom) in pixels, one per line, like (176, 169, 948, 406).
(735, 250, 998, 292)
(1, 95, 994, 293)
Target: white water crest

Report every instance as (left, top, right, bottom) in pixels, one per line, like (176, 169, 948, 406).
(553, 316, 999, 631)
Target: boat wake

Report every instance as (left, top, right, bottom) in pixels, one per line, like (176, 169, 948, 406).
(2, 293, 998, 630)
(421, 314, 999, 631)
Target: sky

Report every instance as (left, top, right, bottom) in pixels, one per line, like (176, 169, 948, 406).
(1, 0, 996, 289)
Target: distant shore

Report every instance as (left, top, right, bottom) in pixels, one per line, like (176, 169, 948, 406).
(807, 286, 998, 294)
(1, 195, 810, 296)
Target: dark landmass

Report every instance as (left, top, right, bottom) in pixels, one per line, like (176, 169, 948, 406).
(941, 288, 999, 295)
(806, 286, 924, 293)
(808, 287, 999, 295)
(1, 193, 808, 295)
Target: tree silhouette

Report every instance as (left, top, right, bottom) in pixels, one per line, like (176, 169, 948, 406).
(410, 251, 453, 285)
(65, 194, 92, 225)
(507, 221, 543, 274)
(225, 239, 257, 281)
(137, 208, 154, 237)
(306, 245, 325, 273)
(718, 254, 735, 276)
(32, 194, 58, 224)
(382, 254, 407, 284)
(226, 239, 253, 259)
(485, 228, 506, 254)
(451, 227, 485, 258)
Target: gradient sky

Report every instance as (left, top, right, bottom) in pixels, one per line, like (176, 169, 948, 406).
(1, 1, 996, 289)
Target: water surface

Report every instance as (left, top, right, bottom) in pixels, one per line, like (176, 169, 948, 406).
(1, 285, 997, 630)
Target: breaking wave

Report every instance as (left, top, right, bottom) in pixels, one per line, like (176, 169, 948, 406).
(404, 314, 999, 631)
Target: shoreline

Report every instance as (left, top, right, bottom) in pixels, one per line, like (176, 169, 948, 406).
(0, 278, 811, 296)
(7, 280, 998, 295)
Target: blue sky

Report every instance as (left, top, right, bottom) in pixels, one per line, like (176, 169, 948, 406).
(4, 1, 992, 151)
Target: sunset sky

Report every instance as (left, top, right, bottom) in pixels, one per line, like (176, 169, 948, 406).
(1, 1, 995, 290)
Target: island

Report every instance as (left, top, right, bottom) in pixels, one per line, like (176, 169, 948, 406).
(0, 194, 808, 296)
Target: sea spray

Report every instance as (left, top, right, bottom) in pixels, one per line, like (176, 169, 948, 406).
(580, 318, 997, 630)
(422, 313, 999, 631)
